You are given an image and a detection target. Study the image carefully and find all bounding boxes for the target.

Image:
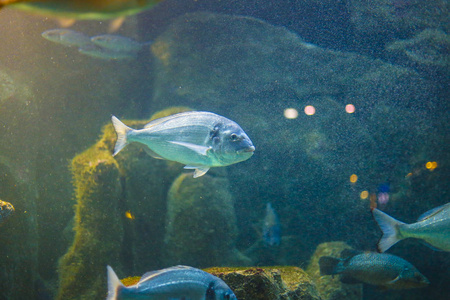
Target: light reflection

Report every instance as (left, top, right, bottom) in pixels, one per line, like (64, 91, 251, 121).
(360, 190, 369, 199)
(304, 105, 315, 115)
(284, 108, 298, 119)
(345, 104, 355, 113)
(425, 161, 438, 171)
(350, 174, 358, 183)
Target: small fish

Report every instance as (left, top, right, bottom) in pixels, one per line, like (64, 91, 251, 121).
(0, 200, 15, 225)
(41, 29, 92, 48)
(107, 265, 237, 300)
(111, 112, 255, 178)
(319, 250, 429, 289)
(2, 0, 163, 20)
(262, 203, 281, 246)
(90, 34, 151, 53)
(78, 44, 137, 60)
(372, 203, 450, 252)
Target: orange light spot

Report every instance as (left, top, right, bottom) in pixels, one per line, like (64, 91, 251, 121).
(345, 104, 355, 113)
(304, 105, 315, 115)
(350, 174, 358, 183)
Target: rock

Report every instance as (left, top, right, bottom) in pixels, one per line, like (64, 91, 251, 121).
(56, 138, 123, 300)
(386, 29, 450, 76)
(306, 242, 362, 300)
(348, 0, 448, 42)
(164, 172, 251, 267)
(206, 266, 321, 300)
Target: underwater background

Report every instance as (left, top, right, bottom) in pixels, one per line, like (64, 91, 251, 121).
(0, 0, 448, 299)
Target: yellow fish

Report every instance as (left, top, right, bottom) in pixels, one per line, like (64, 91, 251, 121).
(0, 0, 163, 20)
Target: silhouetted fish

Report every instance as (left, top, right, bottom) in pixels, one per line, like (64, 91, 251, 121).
(262, 202, 281, 246)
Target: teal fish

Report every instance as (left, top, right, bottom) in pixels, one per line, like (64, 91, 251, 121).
(372, 203, 450, 252)
(2, 0, 164, 20)
(78, 44, 137, 60)
(90, 34, 151, 53)
(319, 250, 429, 289)
(41, 29, 92, 48)
(111, 111, 255, 178)
(0, 200, 14, 225)
(107, 265, 237, 300)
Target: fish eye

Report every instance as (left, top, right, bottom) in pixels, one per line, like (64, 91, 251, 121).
(224, 293, 231, 299)
(230, 133, 238, 141)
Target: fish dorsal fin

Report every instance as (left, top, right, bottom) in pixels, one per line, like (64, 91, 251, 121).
(184, 165, 210, 178)
(169, 141, 211, 156)
(143, 111, 202, 129)
(138, 266, 193, 286)
(417, 203, 450, 222)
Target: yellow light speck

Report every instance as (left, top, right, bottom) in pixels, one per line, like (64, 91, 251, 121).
(284, 108, 298, 119)
(125, 210, 135, 220)
(426, 161, 438, 171)
(360, 190, 369, 199)
(350, 174, 358, 183)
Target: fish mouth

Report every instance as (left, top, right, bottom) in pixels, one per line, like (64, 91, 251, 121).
(242, 146, 255, 153)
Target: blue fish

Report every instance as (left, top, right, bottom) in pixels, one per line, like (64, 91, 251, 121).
(111, 112, 255, 178)
(262, 203, 281, 246)
(107, 265, 237, 300)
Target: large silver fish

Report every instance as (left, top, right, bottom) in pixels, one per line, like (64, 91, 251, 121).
(2, 0, 163, 20)
(372, 203, 450, 252)
(319, 250, 429, 289)
(111, 111, 255, 178)
(107, 265, 237, 300)
(0, 200, 14, 226)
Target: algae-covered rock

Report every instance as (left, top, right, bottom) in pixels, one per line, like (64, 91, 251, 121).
(386, 29, 450, 75)
(307, 242, 362, 300)
(206, 266, 321, 300)
(56, 135, 123, 300)
(164, 172, 250, 267)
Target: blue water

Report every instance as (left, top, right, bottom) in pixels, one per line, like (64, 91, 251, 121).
(0, 1, 448, 299)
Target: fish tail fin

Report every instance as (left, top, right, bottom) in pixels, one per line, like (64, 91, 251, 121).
(319, 256, 344, 275)
(111, 115, 132, 156)
(107, 265, 125, 300)
(372, 208, 405, 252)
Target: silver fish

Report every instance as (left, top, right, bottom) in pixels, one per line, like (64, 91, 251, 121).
(111, 111, 255, 178)
(319, 250, 429, 289)
(107, 265, 237, 300)
(90, 34, 150, 53)
(0, 200, 14, 225)
(41, 29, 92, 47)
(372, 203, 450, 252)
(78, 45, 137, 60)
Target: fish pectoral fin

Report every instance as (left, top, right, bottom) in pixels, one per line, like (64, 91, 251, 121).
(142, 146, 164, 159)
(169, 141, 211, 156)
(184, 165, 210, 178)
(386, 275, 401, 285)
